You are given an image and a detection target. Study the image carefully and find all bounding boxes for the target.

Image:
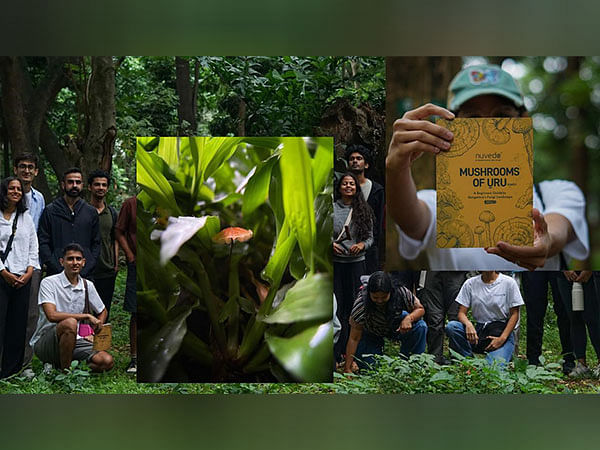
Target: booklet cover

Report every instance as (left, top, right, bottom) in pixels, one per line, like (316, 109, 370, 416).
(435, 117, 533, 248)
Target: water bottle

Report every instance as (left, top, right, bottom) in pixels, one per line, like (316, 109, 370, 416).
(572, 282, 584, 311)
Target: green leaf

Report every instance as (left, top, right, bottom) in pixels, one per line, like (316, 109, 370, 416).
(261, 221, 295, 285)
(242, 137, 282, 149)
(264, 273, 333, 324)
(139, 307, 192, 383)
(203, 137, 244, 180)
(430, 371, 455, 382)
(136, 143, 182, 215)
(311, 138, 334, 195)
(218, 296, 239, 323)
(242, 155, 278, 217)
(289, 244, 306, 280)
(266, 323, 333, 382)
(279, 138, 316, 271)
(156, 137, 180, 169)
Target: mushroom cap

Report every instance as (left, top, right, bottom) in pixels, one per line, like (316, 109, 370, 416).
(479, 210, 496, 223)
(474, 225, 485, 234)
(212, 227, 253, 244)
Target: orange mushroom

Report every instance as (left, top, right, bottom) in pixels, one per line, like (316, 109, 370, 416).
(212, 227, 253, 260)
(212, 227, 253, 245)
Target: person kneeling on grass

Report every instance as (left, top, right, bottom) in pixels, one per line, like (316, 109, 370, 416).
(343, 271, 427, 373)
(29, 243, 113, 372)
(445, 271, 523, 366)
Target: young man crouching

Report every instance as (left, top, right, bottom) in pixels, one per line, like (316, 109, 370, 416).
(30, 243, 113, 372)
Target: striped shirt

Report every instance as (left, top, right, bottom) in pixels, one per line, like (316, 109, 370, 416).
(350, 285, 415, 338)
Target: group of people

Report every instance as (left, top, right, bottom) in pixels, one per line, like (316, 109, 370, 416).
(333, 145, 384, 360)
(335, 62, 599, 379)
(0, 154, 137, 378)
(338, 270, 600, 378)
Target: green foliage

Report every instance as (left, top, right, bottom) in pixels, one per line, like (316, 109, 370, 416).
(137, 136, 334, 382)
(331, 353, 563, 394)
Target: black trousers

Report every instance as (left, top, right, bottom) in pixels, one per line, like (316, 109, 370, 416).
(521, 271, 573, 365)
(94, 274, 117, 322)
(365, 244, 379, 275)
(556, 274, 600, 360)
(22, 269, 41, 367)
(0, 276, 31, 378)
(334, 260, 366, 360)
(418, 271, 466, 361)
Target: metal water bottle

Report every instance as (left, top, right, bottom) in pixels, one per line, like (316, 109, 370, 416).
(572, 282, 584, 311)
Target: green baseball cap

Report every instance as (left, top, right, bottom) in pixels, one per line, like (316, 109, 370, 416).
(447, 64, 524, 111)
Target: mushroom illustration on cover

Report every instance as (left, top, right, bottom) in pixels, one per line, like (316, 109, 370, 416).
(435, 118, 533, 248)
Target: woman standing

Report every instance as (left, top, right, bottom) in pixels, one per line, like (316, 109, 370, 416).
(0, 177, 39, 378)
(333, 172, 373, 360)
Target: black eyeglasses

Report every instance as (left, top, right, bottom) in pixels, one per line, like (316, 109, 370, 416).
(17, 163, 36, 171)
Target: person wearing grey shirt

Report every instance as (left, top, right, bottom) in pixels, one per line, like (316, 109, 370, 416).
(333, 172, 373, 361)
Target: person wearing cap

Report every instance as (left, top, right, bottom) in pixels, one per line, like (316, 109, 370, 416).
(387, 63, 589, 271)
(344, 144, 385, 274)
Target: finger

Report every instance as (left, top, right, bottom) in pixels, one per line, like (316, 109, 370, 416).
(402, 103, 455, 121)
(393, 130, 453, 152)
(394, 118, 455, 141)
(531, 208, 548, 235)
(486, 247, 541, 270)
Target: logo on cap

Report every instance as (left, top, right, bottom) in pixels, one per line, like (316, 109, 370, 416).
(469, 69, 500, 85)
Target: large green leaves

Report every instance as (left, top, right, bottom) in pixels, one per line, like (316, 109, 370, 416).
(139, 306, 192, 383)
(311, 137, 334, 195)
(242, 154, 279, 217)
(279, 138, 317, 272)
(264, 273, 332, 324)
(266, 323, 333, 382)
(136, 141, 182, 215)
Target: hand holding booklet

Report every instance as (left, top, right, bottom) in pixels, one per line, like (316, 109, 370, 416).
(435, 117, 533, 248)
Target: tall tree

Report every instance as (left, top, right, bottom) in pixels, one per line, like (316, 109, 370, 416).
(0, 56, 117, 198)
(175, 56, 198, 136)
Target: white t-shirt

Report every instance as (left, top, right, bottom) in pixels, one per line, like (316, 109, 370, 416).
(455, 273, 524, 324)
(0, 210, 39, 274)
(396, 180, 589, 270)
(30, 271, 105, 346)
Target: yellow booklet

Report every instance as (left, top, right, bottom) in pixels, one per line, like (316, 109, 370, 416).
(93, 323, 112, 351)
(435, 118, 533, 248)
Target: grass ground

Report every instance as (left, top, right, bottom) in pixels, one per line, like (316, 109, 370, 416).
(2, 277, 598, 393)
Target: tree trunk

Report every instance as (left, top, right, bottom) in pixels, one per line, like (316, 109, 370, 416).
(237, 98, 246, 136)
(175, 56, 198, 136)
(0, 56, 68, 199)
(0, 57, 117, 198)
(80, 56, 117, 179)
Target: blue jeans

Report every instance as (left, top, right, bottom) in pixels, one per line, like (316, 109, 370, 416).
(355, 311, 427, 369)
(445, 320, 514, 365)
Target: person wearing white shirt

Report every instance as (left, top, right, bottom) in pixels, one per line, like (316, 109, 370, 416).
(13, 153, 46, 372)
(0, 177, 39, 378)
(445, 271, 524, 365)
(30, 243, 113, 372)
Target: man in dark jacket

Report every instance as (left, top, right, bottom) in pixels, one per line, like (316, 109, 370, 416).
(345, 144, 385, 274)
(38, 168, 101, 279)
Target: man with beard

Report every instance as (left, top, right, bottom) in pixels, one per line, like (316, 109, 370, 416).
(88, 170, 119, 320)
(38, 168, 100, 279)
(344, 145, 384, 274)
